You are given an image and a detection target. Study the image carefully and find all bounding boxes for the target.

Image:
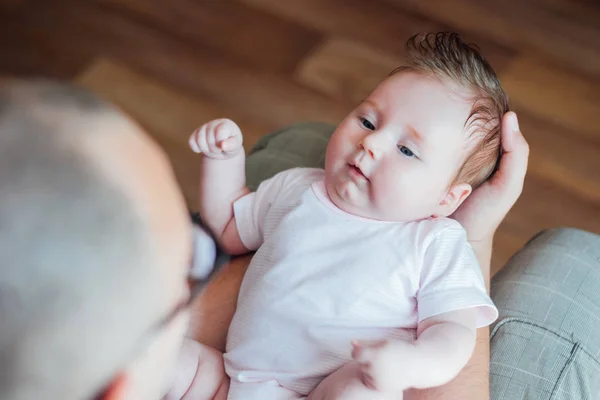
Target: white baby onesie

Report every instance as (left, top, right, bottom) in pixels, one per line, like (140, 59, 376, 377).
(225, 168, 497, 399)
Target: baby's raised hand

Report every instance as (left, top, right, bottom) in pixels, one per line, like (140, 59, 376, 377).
(352, 339, 415, 395)
(189, 118, 243, 159)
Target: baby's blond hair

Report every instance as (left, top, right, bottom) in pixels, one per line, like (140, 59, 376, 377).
(393, 32, 509, 188)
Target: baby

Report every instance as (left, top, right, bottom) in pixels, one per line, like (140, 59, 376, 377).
(188, 32, 508, 399)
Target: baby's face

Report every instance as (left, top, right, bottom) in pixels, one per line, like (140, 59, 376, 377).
(325, 72, 474, 222)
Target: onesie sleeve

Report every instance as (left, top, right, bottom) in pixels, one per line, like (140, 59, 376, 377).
(417, 222, 498, 328)
(233, 171, 288, 251)
(233, 168, 321, 251)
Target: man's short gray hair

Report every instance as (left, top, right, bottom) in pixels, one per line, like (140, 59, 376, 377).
(0, 82, 162, 400)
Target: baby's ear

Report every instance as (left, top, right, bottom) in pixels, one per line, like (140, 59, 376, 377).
(436, 183, 472, 217)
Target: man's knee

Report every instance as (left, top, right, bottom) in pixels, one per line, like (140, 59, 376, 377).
(492, 228, 600, 326)
(489, 229, 600, 399)
(492, 228, 600, 299)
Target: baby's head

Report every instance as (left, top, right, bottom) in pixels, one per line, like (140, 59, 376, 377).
(325, 32, 509, 222)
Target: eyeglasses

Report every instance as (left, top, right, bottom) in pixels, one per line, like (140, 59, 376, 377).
(93, 213, 229, 399)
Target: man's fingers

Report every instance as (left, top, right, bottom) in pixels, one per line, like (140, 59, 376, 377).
(493, 112, 529, 190)
(502, 112, 519, 153)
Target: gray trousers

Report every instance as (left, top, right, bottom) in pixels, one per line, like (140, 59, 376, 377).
(491, 229, 600, 399)
(246, 123, 600, 399)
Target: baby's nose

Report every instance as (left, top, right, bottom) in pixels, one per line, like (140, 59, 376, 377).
(359, 133, 385, 159)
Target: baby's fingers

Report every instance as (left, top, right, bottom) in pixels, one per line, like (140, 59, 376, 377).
(214, 120, 236, 141)
(205, 123, 221, 154)
(352, 347, 374, 365)
(189, 126, 206, 154)
(352, 344, 373, 365)
(351, 340, 385, 364)
(358, 369, 377, 391)
(190, 119, 242, 158)
(219, 136, 241, 153)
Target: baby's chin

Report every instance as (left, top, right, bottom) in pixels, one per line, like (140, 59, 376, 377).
(326, 179, 366, 210)
(326, 184, 430, 223)
(325, 174, 431, 222)
(325, 179, 383, 220)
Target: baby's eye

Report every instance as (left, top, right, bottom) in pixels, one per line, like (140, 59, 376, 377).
(398, 145, 414, 157)
(360, 118, 376, 131)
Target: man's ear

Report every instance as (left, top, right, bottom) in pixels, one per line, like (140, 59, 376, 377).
(435, 183, 472, 217)
(97, 374, 128, 400)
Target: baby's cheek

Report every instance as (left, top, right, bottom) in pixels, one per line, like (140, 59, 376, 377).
(325, 137, 349, 167)
(373, 185, 406, 219)
(382, 169, 411, 197)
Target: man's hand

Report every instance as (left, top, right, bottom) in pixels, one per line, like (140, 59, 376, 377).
(452, 112, 529, 242)
(189, 118, 244, 159)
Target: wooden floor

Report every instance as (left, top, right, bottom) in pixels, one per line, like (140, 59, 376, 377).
(2, 0, 600, 274)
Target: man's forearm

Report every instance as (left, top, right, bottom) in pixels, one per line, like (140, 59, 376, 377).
(406, 237, 493, 400)
(470, 238, 493, 291)
(199, 152, 248, 237)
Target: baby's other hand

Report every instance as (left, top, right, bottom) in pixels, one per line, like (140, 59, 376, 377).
(163, 338, 227, 400)
(351, 339, 414, 394)
(189, 118, 243, 159)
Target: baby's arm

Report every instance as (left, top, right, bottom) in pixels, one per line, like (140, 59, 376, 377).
(164, 338, 229, 400)
(352, 309, 476, 395)
(410, 309, 477, 388)
(190, 119, 249, 255)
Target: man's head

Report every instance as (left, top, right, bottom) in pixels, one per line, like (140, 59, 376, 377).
(325, 32, 509, 221)
(0, 81, 192, 400)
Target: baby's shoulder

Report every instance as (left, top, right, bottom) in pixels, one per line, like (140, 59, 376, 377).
(401, 217, 469, 256)
(394, 218, 477, 280)
(403, 216, 466, 240)
(419, 217, 466, 236)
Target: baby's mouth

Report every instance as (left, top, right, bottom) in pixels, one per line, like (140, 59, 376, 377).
(348, 163, 369, 181)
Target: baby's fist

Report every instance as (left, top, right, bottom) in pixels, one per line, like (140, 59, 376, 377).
(352, 339, 414, 394)
(189, 118, 243, 159)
